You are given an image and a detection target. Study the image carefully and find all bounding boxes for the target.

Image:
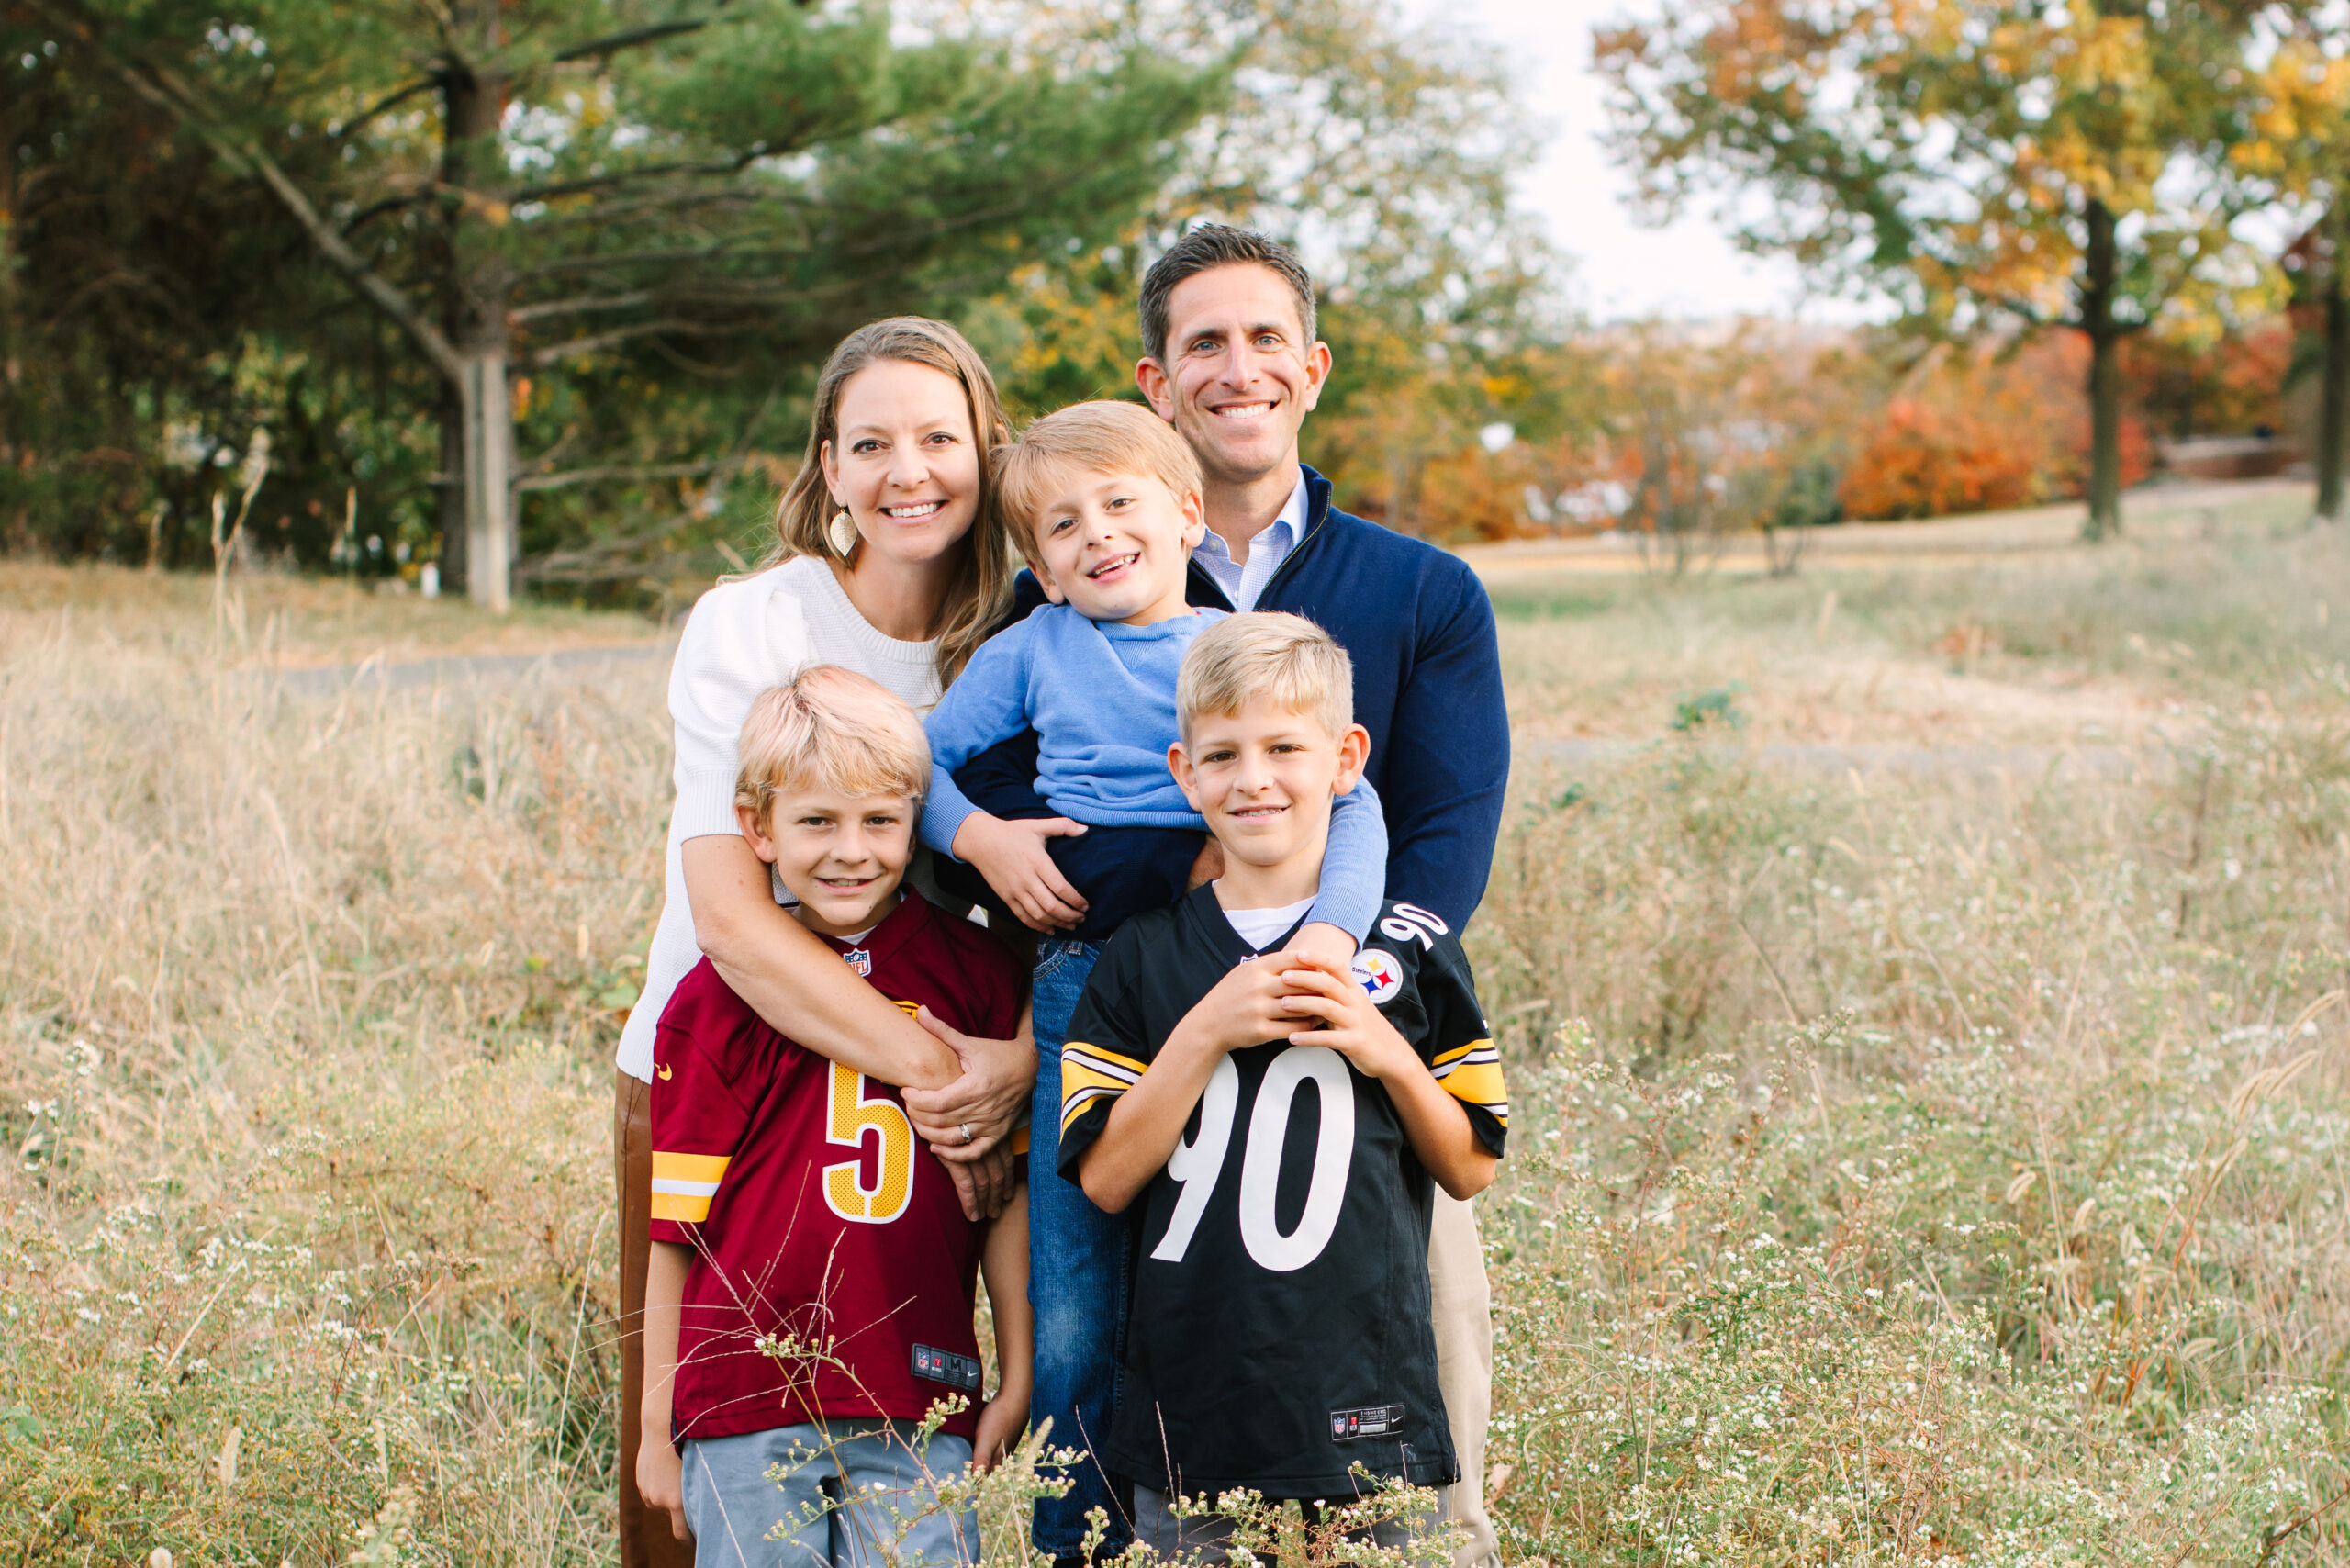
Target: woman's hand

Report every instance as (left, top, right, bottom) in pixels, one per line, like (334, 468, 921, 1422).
(903, 1004, 1037, 1220)
(953, 812, 1090, 932)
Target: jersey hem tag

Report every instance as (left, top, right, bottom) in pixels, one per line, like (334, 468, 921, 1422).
(1329, 1404, 1406, 1441)
(912, 1344, 983, 1393)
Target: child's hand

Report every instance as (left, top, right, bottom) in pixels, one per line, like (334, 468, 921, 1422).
(953, 812, 1090, 932)
(1180, 950, 1319, 1057)
(972, 1386, 1031, 1472)
(1291, 920, 1357, 971)
(636, 1433, 692, 1542)
(1277, 951, 1419, 1081)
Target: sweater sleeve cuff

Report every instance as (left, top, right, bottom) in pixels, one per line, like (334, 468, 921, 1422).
(921, 777, 982, 861)
(675, 767, 744, 842)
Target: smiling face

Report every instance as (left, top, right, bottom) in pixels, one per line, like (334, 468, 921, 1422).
(1136, 263, 1332, 492)
(739, 785, 916, 940)
(1026, 464, 1205, 626)
(819, 358, 982, 570)
(1169, 694, 1370, 878)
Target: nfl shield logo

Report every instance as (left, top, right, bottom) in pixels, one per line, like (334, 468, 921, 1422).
(843, 948, 872, 977)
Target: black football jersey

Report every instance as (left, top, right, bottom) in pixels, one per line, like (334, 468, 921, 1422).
(1058, 886, 1508, 1500)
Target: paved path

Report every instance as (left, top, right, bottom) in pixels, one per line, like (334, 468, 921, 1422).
(266, 640, 671, 698)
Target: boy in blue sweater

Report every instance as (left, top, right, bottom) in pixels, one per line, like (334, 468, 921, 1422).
(918, 401, 1388, 1529)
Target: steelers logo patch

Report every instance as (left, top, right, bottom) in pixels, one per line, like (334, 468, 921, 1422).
(1349, 948, 1404, 1006)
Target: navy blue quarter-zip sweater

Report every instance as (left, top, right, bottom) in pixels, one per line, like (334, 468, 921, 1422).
(934, 465, 1509, 938)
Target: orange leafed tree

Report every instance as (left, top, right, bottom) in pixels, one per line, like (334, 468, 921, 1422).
(1594, 0, 2271, 541)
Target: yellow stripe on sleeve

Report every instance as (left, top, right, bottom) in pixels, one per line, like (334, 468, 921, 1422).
(652, 1152, 731, 1185)
(1430, 1040, 1509, 1126)
(1058, 1042, 1145, 1134)
(650, 1151, 730, 1225)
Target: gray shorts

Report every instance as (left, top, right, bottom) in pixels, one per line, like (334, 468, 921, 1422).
(680, 1419, 979, 1568)
(1131, 1484, 1438, 1562)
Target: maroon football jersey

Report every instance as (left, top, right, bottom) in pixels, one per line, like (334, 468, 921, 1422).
(649, 891, 1022, 1443)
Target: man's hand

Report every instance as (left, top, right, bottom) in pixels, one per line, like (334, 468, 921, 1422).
(1184, 834, 1225, 891)
(1276, 951, 1420, 1080)
(636, 1433, 692, 1543)
(953, 812, 1090, 932)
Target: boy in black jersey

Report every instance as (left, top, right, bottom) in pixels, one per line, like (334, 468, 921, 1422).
(1056, 613, 1508, 1556)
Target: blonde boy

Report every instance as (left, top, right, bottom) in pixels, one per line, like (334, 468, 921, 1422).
(1056, 614, 1508, 1558)
(637, 666, 1031, 1568)
(918, 405, 1392, 1554)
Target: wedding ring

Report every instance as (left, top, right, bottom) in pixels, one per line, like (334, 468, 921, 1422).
(958, 1122, 975, 1145)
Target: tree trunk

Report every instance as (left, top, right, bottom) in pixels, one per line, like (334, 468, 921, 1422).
(2319, 206, 2348, 523)
(439, 12, 515, 611)
(2081, 197, 2122, 543)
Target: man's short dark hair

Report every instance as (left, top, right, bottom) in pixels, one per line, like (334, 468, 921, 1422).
(1138, 225, 1318, 366)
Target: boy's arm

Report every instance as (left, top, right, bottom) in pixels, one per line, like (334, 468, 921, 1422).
(922, 626, 1091, 932)
(972, 1186, 1034, 1470)
(1074, 952, 1318, 1213)
(1278, 953, 1498, 1199)
(1292, 776, 1391, 969)
(635, 1240, 693, 1543)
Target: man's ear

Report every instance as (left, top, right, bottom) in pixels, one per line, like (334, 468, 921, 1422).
(736, 804, 782, 864)
(1330, 722, 1371, 795)
(1166, 739, 1203, 812)
(1031, 558, 1067, 605)
(1298, 340, 1334, 416)
(1136, 356, 1177, 421)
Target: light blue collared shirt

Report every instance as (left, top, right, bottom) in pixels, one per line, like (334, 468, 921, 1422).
(1191, 472, 1308, 611)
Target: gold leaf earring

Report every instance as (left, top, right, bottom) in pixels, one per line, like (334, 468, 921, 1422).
(827, 508, 858, 557)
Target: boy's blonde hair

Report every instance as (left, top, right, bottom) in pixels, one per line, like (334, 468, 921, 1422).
(733, 666, 931, 828)
(993, 400, 1204, 569)
(1176, 611, 1354, 743)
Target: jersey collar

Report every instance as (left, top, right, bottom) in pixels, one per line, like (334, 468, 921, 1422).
(818, 889, 929, 971)
(1181, 882, 1311, 964)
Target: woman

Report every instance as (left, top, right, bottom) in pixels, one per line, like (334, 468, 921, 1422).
(613, 318, 1038, 1568)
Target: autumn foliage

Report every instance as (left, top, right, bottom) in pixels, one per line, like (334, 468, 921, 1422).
(1838, 337, 2152, 521)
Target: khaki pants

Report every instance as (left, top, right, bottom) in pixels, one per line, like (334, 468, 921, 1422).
(616, 1071, 699, 1568)
(1431, 1192, 1500, 1568)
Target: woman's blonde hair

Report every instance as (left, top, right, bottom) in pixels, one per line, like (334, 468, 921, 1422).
(1176, 611, 1355, 744)
(993, 400, 1204, 571)
(762, 317, 1018, 685)
(733, 666, 933, 829)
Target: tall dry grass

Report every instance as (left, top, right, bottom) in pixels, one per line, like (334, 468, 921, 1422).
(4, 535, 2349, 1565)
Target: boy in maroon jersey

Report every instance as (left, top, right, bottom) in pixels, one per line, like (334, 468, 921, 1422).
(635, 666, 1033, 1568)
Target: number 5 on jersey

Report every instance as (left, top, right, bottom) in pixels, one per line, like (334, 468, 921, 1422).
(824, 1062, 914, 1223)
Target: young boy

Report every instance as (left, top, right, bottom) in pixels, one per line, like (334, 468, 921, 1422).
(636, 666, 1033, 1568)
(1057, 613, 1508, 1554)
(918, 401, 1390, 1556)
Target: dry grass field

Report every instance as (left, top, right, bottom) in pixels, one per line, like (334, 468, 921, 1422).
(5, 491, 2348, 1564)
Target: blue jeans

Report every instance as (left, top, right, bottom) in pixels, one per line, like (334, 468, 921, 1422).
(1027, 937, 1135, 1559)
(680, 1420, 977, 1568)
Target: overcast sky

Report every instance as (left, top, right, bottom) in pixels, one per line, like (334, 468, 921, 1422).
(1405, 0, 1861, 322)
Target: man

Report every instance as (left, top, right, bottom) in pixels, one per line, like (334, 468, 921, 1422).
(953, 225, 1511, 1568)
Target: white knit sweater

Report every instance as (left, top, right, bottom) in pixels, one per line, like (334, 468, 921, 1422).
(615, 555, 942, 1081)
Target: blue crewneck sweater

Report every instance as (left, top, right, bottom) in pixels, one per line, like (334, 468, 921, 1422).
(921, 602, 1387, 942)
(933, 465, 1508, 938)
